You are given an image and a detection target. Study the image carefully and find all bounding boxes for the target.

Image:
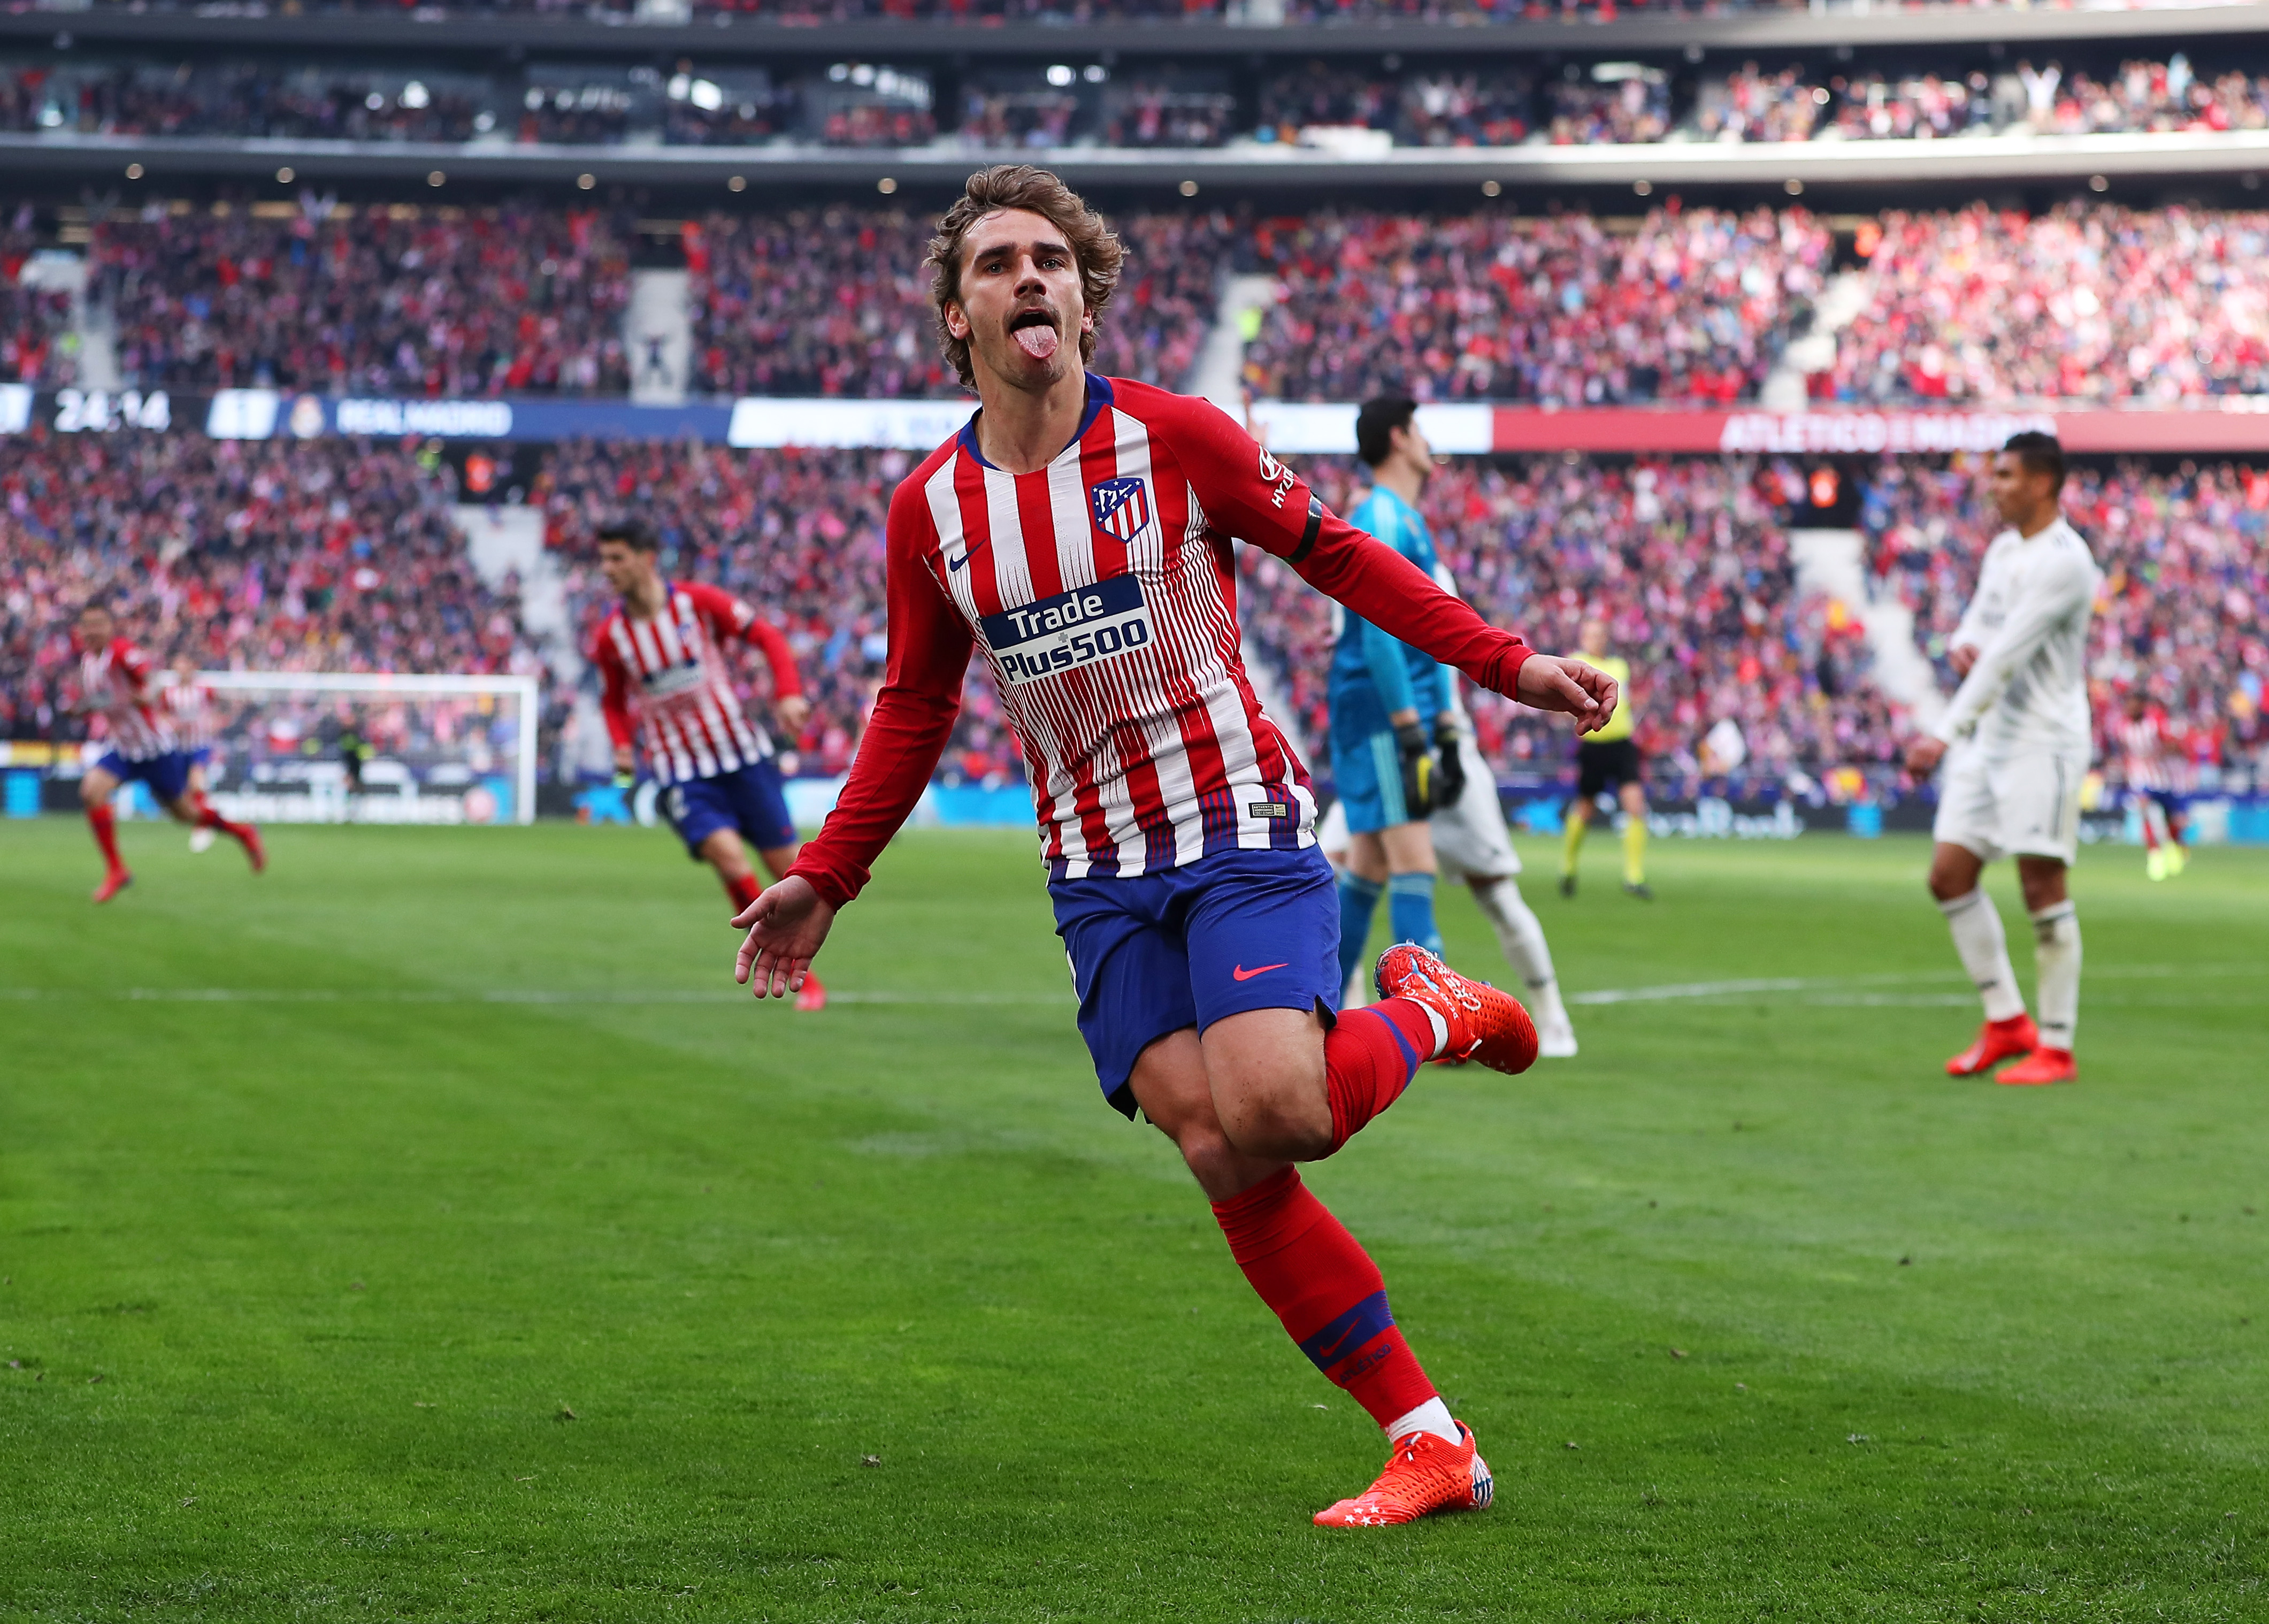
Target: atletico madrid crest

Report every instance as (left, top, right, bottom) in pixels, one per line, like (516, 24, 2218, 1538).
(1091, 477, 1154, 542)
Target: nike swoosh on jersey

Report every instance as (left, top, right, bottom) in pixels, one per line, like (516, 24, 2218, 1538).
(1232, 963, 1289, 981)
(947, 539, 989, 573)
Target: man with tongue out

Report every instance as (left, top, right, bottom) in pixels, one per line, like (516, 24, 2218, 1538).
(733, 165, 1620, 1527)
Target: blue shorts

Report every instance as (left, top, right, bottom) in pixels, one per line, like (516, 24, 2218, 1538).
(1327, 709, 1413, 836)
(1050, 846, 1342, 1117)
(95, 750, 191, 804)
(660, 760, 796, 860)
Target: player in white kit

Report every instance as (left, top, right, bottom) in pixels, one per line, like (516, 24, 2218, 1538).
(1319, 559, 1578, 1059)
(1904, 433, 2101, 1086)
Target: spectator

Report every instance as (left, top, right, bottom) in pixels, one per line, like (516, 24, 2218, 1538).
(92, 200, 633, 396)
(1245, 206, 1829, 404)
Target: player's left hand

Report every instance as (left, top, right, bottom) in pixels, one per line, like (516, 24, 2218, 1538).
(1904, 736, 1948, 779)
(775, 694, 812, 736)
(733, 875, 837, 1000)
(1518, 655, 1619, 735)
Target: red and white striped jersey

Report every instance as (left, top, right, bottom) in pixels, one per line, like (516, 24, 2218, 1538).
(79, 637, 177, 762)
(591, 581, 804, 787)
(2113, 707, 2178, 792)
(791, 376, 1535, 906)
(159, 677, 218, 754)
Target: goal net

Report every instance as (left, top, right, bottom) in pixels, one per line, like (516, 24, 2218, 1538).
(186, 672, 541, 826)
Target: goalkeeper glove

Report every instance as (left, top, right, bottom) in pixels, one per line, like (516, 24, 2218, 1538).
(1432, 719, 1466, 807)
(1394, 721, 1437, 820)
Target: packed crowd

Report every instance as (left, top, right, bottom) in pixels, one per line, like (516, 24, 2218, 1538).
(1862, 457, 2269, 785)
(1823, 71, 1996, 140)
(1695, 62, 1826, 143)
(1542, 73, 1671, 144)
(90, 202, 634, 395)
(1099, 81, 1238, 148)
(2009, 55, 2269, 136)
(0, 433, 539, 746)
(1245, 206, 1831, 405)
(2, 217, 76, 387)
(1242, 454, 1909, 795)
(1826, 204, 2269, 403)
(689, 206, 1233, 398)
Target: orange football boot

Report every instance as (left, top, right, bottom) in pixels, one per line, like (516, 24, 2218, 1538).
(1314, 1422, 1494, 1528)
(1997, 1046, 2076, 1086)
(1374, 943, 1537, 1075)
(794, 971, 827, 1013)
(91, 869, 133, 904)
(1946, 1013, 2036, 1077)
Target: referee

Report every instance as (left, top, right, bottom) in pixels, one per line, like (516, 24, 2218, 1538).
(1559, 616, 1651, 900)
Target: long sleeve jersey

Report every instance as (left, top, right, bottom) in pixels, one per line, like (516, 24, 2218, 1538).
(79, 637, 175, 761)
(1930, 516, 2101, 757)
(788, 374, 1535, 909)
(589, 580, 804, 786)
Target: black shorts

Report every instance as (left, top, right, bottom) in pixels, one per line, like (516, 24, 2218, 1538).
(1576, 738, 1643, 799)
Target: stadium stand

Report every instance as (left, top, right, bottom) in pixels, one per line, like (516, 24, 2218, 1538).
(1, 216, 75, 387)
(1862, 458, 2269, 784)
(89, 203, 634, 395)
(688, 206, 1233, 398)
(1243, 207, 1830, 404)
(1826, 205, 2269, 403)
(0, 434, 540, 744)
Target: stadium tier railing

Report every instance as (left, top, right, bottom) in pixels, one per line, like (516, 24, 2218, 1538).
(10, 125, 2269, 187)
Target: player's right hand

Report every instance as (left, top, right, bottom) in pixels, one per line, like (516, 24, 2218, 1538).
(1432, 718, 1466, 806)
(1517, 655, 1619, 735)
(733, 875, 837, 1001)
(1949, 643, 1981, 678)
(1394, 721, 1437, 818)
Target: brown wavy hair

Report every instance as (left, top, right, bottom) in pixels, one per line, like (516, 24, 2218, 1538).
(927, 165, 1124, 390)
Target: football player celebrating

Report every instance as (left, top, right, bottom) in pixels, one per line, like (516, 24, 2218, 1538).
(1904, 432, 2101, 1086)
(161, 653, 223, 853)
(589, 520, 827, 1012)
(70, 602, 263, 902)
(732, 166, 1618, 1525)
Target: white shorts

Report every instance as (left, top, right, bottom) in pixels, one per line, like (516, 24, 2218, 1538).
(1316, 732, 1518, 879)
(1932, 742, 2086, 866)
(1430, 732, 1520, 880)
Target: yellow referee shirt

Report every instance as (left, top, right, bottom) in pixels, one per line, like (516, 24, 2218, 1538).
(1582, 654, 1635, 743)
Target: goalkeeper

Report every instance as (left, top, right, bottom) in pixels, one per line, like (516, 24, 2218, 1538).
(1327, 397, 1460, 994)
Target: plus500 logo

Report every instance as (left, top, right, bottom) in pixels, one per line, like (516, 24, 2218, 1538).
(982, 574, 1153, 686)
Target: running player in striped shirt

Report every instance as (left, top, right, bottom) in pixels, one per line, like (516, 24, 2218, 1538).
(161, 654, 224, 854)
(589, 520, 827, 1011)
(732, 166, 1620, 1526)
(70, 602, 264, 902)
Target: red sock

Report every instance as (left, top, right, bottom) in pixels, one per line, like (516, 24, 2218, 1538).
(723, 872, 762, 911)
(1212, 1167, 1437, 1429)
(87, 803, 125, 873)
(1323, 999, 1437, 1152)
(195, 803, 254, 844)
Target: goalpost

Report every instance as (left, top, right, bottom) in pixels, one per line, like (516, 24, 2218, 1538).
(190, 672, 541, 828)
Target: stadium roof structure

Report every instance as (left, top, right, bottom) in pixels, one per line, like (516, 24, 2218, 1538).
(11, 126, 2269, 193)
(8, 0, 2269, 55)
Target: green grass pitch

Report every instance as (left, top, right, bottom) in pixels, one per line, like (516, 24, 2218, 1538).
(3, 816, 2265, 1621)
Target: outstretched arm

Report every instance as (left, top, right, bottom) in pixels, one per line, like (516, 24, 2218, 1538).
(1169, 397, 1616, 731)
